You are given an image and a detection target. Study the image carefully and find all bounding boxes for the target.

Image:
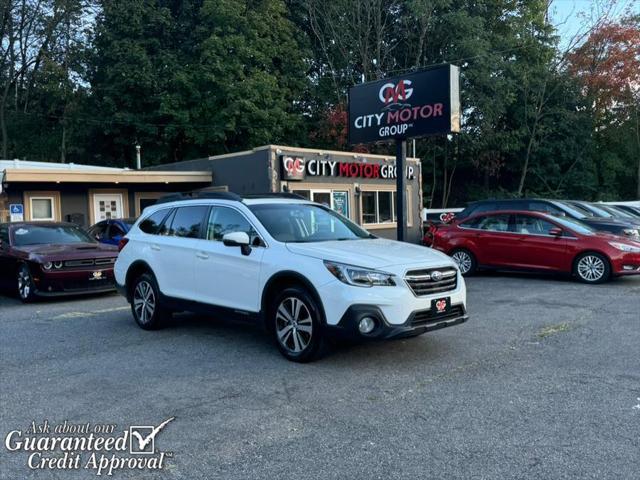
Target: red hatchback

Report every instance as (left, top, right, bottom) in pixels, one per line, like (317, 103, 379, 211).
(431, 210, 640, 283)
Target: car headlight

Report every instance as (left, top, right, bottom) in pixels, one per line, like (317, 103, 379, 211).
(324, 260, 396, 287)
(623, 229, 640, 237)
(609, 241, 640, 253)
(42, 261, 53, 270)
(54, 261, 63, 269)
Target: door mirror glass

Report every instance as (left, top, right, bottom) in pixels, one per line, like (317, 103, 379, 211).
(222, 231, 250, 247)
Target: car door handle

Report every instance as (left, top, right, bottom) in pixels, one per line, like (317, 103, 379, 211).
(196, 252, 209, 260)
(151, 245, 161, 251)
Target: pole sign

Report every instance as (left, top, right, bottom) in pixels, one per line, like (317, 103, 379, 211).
(348, 64, 460, 144)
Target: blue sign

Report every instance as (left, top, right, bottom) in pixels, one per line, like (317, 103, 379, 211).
(10, 204, 23, 215)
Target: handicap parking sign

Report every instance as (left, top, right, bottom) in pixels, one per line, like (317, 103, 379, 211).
(10, 204, 24, 222)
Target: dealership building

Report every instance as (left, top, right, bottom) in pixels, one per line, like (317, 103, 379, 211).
(149, 145, 424, 243)
(0, 160, 212, 226)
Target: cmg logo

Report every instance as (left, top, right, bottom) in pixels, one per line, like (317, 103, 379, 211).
(378, 79, 413, 105)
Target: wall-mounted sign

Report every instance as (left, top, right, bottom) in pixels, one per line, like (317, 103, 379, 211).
(348, 64, 460, 144)
(279, 155, 414, 181)
(9, 204, 24, 222)
(281, 155, 306, 181)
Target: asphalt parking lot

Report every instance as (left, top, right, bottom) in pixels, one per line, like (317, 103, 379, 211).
(1, 273, 639, 480)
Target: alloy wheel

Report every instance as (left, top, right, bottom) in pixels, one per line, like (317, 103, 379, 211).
(17, 268, 31, 299)
(133, 280, 156, 325)
(275, 297, 313, 354)
(577, 255, 605, 282)
(452, 251, 472, 275)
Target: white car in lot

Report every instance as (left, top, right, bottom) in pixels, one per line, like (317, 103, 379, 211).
(114, 193, 468, 361)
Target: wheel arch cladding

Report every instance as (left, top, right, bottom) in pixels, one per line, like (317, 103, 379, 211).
(125, 260, 154, 301)
(261, 271, 326, 326)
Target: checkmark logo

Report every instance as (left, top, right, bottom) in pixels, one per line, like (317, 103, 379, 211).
(129, 417, 175, 454)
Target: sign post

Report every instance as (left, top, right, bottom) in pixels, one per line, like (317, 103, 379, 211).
(396, 139, 407, 241)
(348, 64, 461, 242)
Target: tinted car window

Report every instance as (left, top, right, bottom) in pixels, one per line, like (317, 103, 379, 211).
(514, 215, 556, 235)
(206, 207, 257, 242)
(167, 206, 207, 238)
(108, 223, 126, 239)
(89, 222, 108, 238)
(139, 209, 170, 234)
(477, 214, 511, 232)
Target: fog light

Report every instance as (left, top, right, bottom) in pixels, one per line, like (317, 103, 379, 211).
(358, 316, 376, 334)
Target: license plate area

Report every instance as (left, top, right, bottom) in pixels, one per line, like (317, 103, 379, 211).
(89, 271, 104, 281)
(431, 297, 451, 315)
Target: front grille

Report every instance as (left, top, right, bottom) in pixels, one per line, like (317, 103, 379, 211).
(404, 267, 457, 296)
(62, 278, 113, 291)
(64, 258, 115, 268)
(411, 305, 465, 327)
(94, 258, 116, 266)
(65, 259, 95, 267)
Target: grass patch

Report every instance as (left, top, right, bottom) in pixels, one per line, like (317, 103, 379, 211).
(537, 322, 572, 338)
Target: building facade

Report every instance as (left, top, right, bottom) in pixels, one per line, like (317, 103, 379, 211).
(0, 160, 211, 226)
(149, 145, 424, 243)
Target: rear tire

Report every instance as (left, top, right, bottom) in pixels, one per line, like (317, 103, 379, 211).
(130, 273, 170, 330)
(450, 249, 477, 276)
(573, 252, 610, 284)
(269, 287, 325, 362)
(17, 264, 37, 303)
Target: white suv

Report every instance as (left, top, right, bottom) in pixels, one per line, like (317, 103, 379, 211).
(115, 193, 468, 361)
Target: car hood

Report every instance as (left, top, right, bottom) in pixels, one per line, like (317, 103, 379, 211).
(286, 238, 455, 269)
(583, 217, 638, 228)
(13, 242, 118, 261)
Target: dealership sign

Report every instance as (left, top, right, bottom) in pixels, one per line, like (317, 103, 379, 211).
(348, 64, 460, 144)
(280, 155, 414, 181)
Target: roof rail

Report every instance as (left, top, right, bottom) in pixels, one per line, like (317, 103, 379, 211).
(242, 193, 308, 200)
(155, 191, 242, 205)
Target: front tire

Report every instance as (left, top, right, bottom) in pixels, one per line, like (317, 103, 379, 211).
(269, 287, 325, 362)
(130, 273, 169, 330)
(17, 264, 37, 303)
(574, 252, 610, 284)
(450, 249, 477, 276)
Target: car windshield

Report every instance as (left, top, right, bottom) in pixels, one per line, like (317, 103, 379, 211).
(12, 225, 95, 246)
(548, 215, 595, 235)
(554, 201, 588, 219)
(249, 203, 371, 242)
(600, 205, 634, 219)
(584, 203, 614, 218)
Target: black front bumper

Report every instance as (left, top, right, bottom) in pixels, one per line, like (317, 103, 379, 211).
(327, 304, 469, 340)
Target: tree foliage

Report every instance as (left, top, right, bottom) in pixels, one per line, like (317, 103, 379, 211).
(1, 0, 638, 201)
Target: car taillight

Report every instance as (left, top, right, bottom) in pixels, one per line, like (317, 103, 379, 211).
(118, 237, 130, 252)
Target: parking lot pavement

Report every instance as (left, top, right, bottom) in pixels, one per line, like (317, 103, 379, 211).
(1, 274, 639, 480)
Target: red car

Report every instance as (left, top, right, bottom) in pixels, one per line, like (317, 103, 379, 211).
(0, 222, 118, 301)
(430, 210, 640, 283)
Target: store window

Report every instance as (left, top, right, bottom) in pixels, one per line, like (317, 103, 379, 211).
(362, 190, 396, 224)
(30, 197, 55, 221)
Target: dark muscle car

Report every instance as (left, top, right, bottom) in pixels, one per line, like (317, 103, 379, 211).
(0, 222, 118, 302)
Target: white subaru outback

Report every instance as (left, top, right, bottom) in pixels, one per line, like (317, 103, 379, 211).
(115, 192, 468, 362)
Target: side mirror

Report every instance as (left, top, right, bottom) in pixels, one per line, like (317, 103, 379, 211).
(222, 232, 251, 255)
(549, 227, 563, 236)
